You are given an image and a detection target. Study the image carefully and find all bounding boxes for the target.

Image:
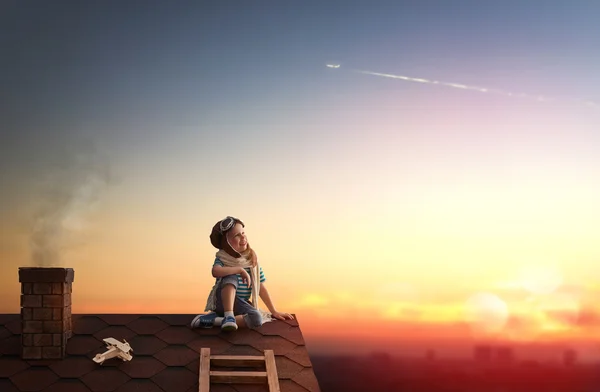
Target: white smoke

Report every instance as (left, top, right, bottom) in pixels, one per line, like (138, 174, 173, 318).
(30, 137, 114, 266)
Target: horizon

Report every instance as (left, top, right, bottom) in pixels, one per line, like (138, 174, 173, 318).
(2, 0, 600, 364)
(3, 266, 600, 363)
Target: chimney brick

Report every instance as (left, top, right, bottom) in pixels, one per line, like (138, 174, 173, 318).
(63, 293, 72, 307)
(44, 321, 63, 333)
(33, 283, 53, 295)
(23, 320, 44, 333)
(33, 308, 53, 321)
(21, 307, 33, 321)
(22, 334, 33, 346)
(33, 334, 53, 346)
(42, 295, 64, 308)
(21, 295, 42, 308)
(51, 283, 63, 294)
(52, 308, 63, 320)
(19, 267, 74, 360)
(52, 333, 64, 346)
(42, 346, 63, 359)
(23, 346, 42, 359)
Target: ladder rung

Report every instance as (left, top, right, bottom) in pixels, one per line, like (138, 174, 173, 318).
(199, 348, 281, 391)
(210, 355, 266, 367)
(210, 370, 268, 384)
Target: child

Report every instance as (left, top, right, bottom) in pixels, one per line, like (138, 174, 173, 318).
(191, 216, 294, 331)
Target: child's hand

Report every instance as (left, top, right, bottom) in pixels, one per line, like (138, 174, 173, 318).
(271, 311, 294, 321)
(240, 268, 252, 288)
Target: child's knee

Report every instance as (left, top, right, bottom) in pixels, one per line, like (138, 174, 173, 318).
(220, 274, 238, 289)
(244, 310, 263, 329)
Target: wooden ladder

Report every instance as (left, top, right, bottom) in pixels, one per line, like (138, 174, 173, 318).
(199, 347, 280, 392)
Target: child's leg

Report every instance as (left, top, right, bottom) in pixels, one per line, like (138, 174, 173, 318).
(233, 315, 247, 328)
(233, 297, 263, 329)
(221, 284, 236, 314)
(217, 292, 247, 327)
(216, 275, 240, 330)
(216, 275, 238, 314)
(191, 275, 241, 329)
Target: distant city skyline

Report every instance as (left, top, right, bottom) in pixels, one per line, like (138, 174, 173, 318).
(312, 351, 600, 392)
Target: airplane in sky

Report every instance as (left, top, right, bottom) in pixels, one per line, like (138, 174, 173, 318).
(326, 64, 340, 68)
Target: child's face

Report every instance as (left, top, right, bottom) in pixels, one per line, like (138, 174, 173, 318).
(226, 223, 248, 253)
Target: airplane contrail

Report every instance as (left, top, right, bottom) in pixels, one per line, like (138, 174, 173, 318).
(333, 67, 599, 109)
(355, 69, 549, 101)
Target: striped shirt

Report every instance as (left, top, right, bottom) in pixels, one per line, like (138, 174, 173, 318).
(213, 258, 266, 301)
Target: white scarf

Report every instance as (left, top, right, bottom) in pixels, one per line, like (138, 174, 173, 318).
(204, 250, 272, 324)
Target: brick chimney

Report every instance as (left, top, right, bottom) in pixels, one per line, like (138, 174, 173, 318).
(19, 267, 74, 360)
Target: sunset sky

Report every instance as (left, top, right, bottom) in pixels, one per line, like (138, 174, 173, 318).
(2, 1, 600, 359)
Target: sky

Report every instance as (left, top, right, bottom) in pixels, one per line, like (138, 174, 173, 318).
(2, 0, 600, 359)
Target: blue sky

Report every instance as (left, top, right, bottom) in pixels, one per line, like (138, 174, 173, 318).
(2, 3, 600, 349)
(3, 1, 599, 139)
(2, 1, 599, 213)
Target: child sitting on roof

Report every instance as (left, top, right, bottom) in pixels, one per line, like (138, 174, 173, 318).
(190, 216, 294, 331)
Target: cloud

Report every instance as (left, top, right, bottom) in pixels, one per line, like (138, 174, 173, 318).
(574, 308, 600, 328)
(291, 288, 424, 321)
(290, 291, 363, 318)
(401, 308, 423, 319)
(296, 294, 330, 307)
(554, 284, 586, 296)
(377, 282, 420, 302)
(504, 314, 530, 330)
(289, 282, 600, 341)
(463, 292, 509, 337)
(381, 303, 423, 320)
(544, 309, 579, 326)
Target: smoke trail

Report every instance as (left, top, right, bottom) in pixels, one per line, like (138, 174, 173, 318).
(30, 136, 114, 266)
(352, 69, 599, 109)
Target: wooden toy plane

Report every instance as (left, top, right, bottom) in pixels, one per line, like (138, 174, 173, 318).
(93, 337, 134, 365)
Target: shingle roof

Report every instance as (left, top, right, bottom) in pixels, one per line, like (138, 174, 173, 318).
(0, 313, 321, 392)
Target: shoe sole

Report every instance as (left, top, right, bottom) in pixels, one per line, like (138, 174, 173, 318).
(191, 315, 215, 329)
(190, 315, 201, 328)
(221, 324, 238, 332)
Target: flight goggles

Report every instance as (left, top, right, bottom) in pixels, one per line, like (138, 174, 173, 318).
(219, 216, 243, 233)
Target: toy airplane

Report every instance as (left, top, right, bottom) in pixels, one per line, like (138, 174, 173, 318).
(93, 337, 134, 365)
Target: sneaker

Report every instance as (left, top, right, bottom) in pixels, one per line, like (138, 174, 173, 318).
(190, 312, 217, 328)
(221, 315, 238, 332)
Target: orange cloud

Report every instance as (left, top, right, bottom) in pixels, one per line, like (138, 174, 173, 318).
(574, 307, 600, 328)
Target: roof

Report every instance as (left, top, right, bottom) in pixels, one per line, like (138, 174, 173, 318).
(0, 313, 321, 392)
